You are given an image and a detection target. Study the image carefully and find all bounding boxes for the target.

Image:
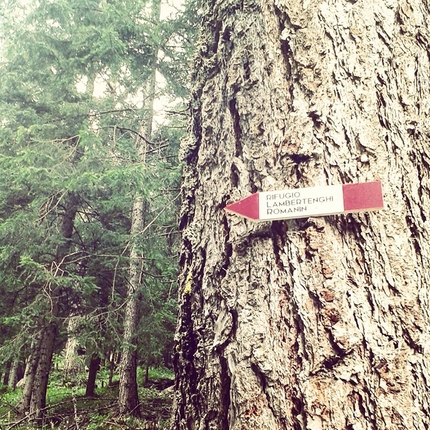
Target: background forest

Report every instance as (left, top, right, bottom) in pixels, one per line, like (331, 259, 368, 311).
(0, 0, 198, 428)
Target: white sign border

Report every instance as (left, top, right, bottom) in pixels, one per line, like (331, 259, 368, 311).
(259, 184, 344, 221)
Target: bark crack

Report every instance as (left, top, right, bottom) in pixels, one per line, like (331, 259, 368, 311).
(219, 355, 231, 428)
(229, 97, 243, 157)
(270, 220, 288, 271)
(250, 363, 278, 422)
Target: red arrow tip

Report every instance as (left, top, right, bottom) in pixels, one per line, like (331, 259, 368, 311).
(225, 193, 260, 220)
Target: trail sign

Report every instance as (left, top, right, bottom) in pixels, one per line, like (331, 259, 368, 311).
(225, 181, 384, 221)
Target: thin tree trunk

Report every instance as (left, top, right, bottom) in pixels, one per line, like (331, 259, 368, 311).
(27, 194, 79, 420)
(16, 192, 79, 418)
(63, 316, 85, 380)
(172, 0, 430, 428)
(8, 357, 21, 390)
(144, 363, 150, 385)
(118, 212, 143, 415)
(2, 360, 11, 386)
(108, 351, 116, 387)
(118, 0, 161, 417)
(16, 331, 42, 416)
(29, 322, 57, 422)
(85, 354, 101, 397)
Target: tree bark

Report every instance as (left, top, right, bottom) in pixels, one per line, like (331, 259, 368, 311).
(29, 322, 57, 422)
(8, 357, 23, 390)
(172, 0, 430, 429)
(118, 199, 143, 415)
(16, 331, 42, 416)
(63, 316, 85, 380)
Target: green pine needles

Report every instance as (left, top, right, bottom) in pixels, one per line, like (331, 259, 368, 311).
(0, 0, 198, 426)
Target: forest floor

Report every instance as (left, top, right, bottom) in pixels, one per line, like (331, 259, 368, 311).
(0, 369, 174, 429)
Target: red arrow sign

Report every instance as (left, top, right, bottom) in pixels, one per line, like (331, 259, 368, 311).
(225, 181, 384, 221)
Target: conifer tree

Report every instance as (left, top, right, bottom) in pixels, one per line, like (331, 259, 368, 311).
(0, 0, 196, 422)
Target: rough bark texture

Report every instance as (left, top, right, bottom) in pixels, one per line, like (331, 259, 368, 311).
(173, 0, 430, 429)
(29, 323, 57, 421)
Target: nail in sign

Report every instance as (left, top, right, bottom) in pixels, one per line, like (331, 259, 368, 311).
(225, 181, 384, 221)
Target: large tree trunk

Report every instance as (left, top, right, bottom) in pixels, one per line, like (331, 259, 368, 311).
(172, 0, 430, 429)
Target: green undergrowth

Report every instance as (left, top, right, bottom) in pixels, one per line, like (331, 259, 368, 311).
(0, 368, 174, 429)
